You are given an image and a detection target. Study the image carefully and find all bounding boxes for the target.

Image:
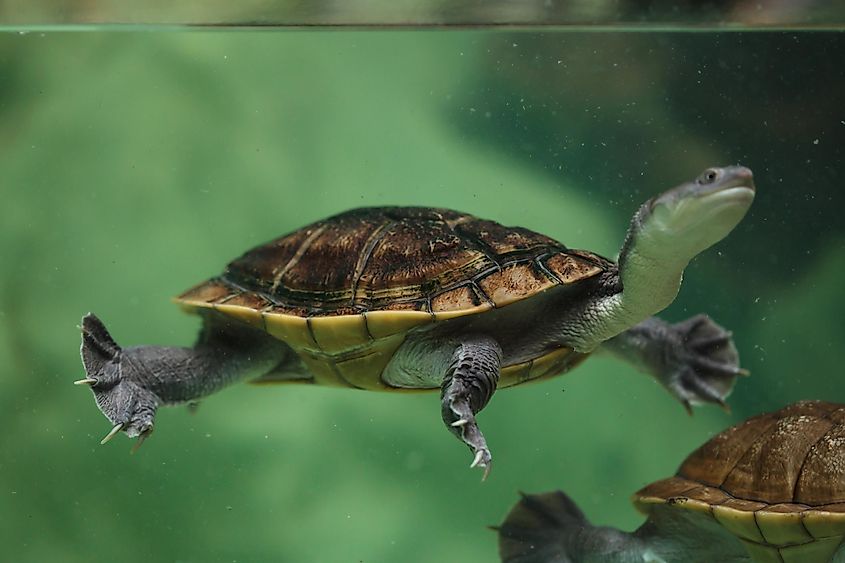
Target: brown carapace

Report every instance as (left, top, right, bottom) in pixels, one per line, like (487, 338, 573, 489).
(188, 207, 611, 315)
(636, 400, 845, 562)
(177, 207, 612, 391)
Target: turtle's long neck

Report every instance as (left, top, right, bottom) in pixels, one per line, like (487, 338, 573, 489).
(570, 205, 688, 351)
(617, 202, 688, 318)
(616, 244, 686, 325)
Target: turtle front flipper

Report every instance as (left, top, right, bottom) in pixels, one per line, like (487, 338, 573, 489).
(440, 336, 501, 479)
(601, 314, 747, 414)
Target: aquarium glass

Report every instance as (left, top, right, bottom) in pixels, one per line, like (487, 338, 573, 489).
(1, 3, 844, 562)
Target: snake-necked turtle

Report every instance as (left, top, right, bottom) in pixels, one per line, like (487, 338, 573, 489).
(498, 400, 845, 562)
(77, 166, 754, 475)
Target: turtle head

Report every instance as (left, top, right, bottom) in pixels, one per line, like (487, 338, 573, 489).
(625, 166, 755, 266)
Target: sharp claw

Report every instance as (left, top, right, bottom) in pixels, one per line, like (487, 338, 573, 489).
(74, 377, 97, 386)
(719, 400, 732, 415)
(682, 400, 693, 416)
(130, 428, 153, 454)
(737, 368, 751, 377)
(451, 419, 468, 427)
(470, 449, 485, 469)
(469, 450, 492, 480)
(100, 422, 124, 445)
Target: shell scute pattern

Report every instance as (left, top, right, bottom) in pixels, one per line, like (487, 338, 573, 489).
(177, 206, 609, 319)
(634, 401, 845, 558)
(452, 218, 561, 257)
(678, 401, 845, 505)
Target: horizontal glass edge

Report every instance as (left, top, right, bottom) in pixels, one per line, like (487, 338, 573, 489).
(1, 23, 844, 32)
(2, 0, 843, 29)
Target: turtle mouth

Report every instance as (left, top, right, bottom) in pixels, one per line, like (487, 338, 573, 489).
(696, 167, 756, 210)
(648, 183, 754, 223)
(700, 185, 756, 209)
(712, 166, 756, 194)
(659, 184, 754, 249)
(682, 166, 756, 205)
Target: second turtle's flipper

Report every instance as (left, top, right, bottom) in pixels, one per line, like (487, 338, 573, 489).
(497, 491, 585, 563)
(601, 314, 746, 413)
(440, 336, 502, 479)
(498, 490, 640, 563)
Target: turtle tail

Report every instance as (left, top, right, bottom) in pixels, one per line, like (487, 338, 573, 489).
(496, 490, 588, 563)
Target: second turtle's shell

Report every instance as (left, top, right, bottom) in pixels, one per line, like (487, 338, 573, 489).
(635, 400, 845, 562)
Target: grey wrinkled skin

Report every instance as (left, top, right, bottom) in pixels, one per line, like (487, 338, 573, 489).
(498, 491, 752, 563)
(498, 491, 645, 563)
(79, 312, 291, 439)
(440, 336, 502, 475)
(600, 315, 744, 413)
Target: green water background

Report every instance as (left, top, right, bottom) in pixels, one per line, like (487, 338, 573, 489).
(1, 31, 843, 562)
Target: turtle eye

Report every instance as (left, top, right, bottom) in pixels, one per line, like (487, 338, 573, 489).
(698, 168, 720, 184)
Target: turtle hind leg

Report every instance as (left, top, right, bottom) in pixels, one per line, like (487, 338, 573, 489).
(78, 313, 121, 379)
(77, 314, 159, 448)
(77, 313, 290, 452)
(440, 336, 501, 479)
(602, 314, 747, 414)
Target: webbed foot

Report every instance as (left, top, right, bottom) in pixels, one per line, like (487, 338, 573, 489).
(77, 314, 160, 451)
(664, 314, 747, 413)
(604, 314, 746, 414)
